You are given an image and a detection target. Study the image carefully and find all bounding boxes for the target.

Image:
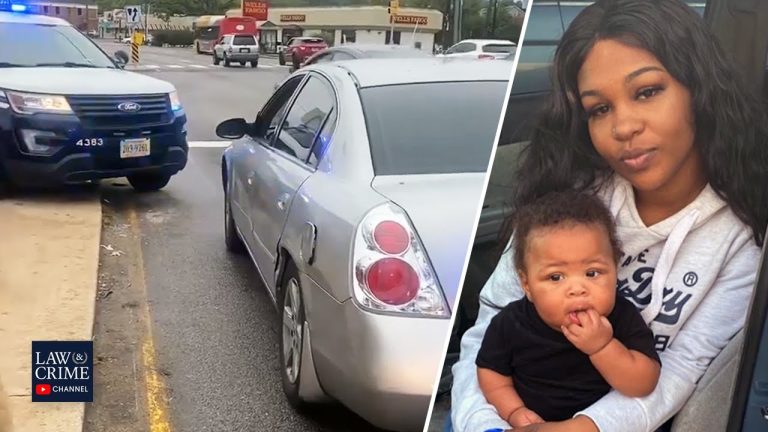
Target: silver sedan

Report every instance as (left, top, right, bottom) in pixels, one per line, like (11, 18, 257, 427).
(218, 58, 509, 431)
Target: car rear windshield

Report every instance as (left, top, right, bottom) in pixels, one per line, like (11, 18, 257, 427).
(300, 38, 324, 44)
(482, 44, 515, 53)
(0, 23, 115, 68)
(233, 35, 256, 45)
(360, 81, 507, 175)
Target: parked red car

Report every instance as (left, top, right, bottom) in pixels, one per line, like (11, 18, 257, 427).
(279, 37, 328, 70)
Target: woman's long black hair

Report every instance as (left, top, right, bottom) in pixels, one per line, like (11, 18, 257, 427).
(507, 0, 768, 247)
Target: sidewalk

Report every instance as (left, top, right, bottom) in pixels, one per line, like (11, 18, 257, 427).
(0, 194, 102, 432)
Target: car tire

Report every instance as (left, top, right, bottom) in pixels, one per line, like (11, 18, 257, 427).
(250, 60, 258, 68)
(127, 172, 171, 192)
(196, 43, 202, 54)
(279, 54, 285, 65)
(279, 262, 307, 409)
(239, 61, 245, 66)
(224, 181, 245, 253)
(292, 54, 300, 71)
(224, 54, 231, 67)
(213, 52, 220, 65)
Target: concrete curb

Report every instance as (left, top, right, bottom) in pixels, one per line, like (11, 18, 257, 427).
(0, 196, 102, 432)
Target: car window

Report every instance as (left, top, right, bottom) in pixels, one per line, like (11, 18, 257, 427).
(332, 51, 356, 61)
(300, 38, 325, 44)
(274, 76, 335, 163)
(257, 76, 305, 142)
(233, 35, 255, 45)
(0, 22, 115, 68)
(311, 53, 333, 64)
(446, 42, 474, 54)
(360, 81, 507, 175)
(524, 3, 564, 42)
(482, 44, 515, 53)
(308, 108, 337, 168)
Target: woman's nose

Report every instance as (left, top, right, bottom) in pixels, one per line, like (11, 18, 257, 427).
(611, 105, 644, 141)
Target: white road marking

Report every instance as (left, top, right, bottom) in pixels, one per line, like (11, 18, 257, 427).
(189, 65, 208, 69)
(167, 65, 184, 69)
(144, 65, 160, 69)
(188, 141, 232, 148)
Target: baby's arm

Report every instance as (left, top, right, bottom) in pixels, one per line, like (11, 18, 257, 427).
(589, 340, 661, 397)
(477, 368, 544, 427)
(562, 309, 660, 397)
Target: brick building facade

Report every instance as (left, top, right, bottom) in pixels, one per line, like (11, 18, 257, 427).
(26, 0, 98, 31)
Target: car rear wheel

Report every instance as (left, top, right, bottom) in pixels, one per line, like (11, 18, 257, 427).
(223, 54, 231, 67)
(279, 53, 285, 65)
(196, 43, 201, 54)
(127, 172, 171, 192)
(291, 54, 300, 71)
(224, 181, 245, 253)
(212, 52, 220, 65)
(250, 60, 258, 68)
(280, 263, 306, 408)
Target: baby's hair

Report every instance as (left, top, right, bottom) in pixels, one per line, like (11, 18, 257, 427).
(512, 190, 622, 273)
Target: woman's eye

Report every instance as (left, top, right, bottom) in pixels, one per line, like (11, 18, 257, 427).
(637, 86, 662, 100)
(586, 270, 600, 278)
(588, 105, 609, 118)
(549, 274, 563, 282)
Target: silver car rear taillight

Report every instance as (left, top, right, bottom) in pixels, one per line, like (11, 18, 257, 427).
(352, 203, 449, 317)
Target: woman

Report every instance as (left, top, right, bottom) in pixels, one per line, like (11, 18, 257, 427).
(450, 0, 768, 431)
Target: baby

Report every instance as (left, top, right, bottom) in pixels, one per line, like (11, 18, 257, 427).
(476, 190, 661, 427)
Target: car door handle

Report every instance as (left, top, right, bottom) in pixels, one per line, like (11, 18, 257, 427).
(277, 193, 291, 211)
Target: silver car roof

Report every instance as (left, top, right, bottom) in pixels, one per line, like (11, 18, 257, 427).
(305, 57, 512, 88)
(0, 11, 70, 25)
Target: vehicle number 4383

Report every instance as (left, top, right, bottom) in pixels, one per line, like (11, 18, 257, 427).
(76, 138, 104, 147)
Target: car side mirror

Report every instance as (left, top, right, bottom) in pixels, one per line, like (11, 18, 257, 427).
(216, 118, 249, 140)
(114, 50, 129, 68)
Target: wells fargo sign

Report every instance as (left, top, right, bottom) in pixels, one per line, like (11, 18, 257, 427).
(280, 14, 306, 22)
(243, 0, 268, 20)
(393, 15, 428, 25)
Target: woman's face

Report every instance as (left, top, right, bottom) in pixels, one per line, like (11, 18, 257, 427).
(577, 39, 704, 198)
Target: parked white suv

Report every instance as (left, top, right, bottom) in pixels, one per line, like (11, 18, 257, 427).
(441, 39, 516, 60)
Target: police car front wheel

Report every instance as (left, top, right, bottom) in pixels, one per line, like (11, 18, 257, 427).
(127, 172, 171, 192)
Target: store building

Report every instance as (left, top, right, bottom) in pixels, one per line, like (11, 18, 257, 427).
(25, 0, 98, 31)
(226, 6, 443, 54)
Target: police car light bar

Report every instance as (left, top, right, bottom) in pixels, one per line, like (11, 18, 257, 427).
(0, 0, 28, 12)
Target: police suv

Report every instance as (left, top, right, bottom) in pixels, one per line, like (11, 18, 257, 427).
(0, 4, 187, 191)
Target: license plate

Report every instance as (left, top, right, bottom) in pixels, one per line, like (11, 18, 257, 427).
(240, 48, 250, 53)
(120, 138, 150, 159)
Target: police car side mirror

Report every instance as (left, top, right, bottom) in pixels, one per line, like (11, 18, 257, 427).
(114, 50, 129, 68)
(216, 118, 248, 140)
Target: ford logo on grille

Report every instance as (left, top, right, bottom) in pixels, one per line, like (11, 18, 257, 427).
(117, 102, 141, 113)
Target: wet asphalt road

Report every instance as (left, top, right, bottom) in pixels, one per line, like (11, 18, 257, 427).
(94, 40, 387, 431)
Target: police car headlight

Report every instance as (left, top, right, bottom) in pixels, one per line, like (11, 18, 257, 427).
(6, 91, 73, 115)
(169, 91, 182, 112)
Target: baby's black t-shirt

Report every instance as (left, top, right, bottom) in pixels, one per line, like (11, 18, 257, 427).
(476, 296, 660, 421)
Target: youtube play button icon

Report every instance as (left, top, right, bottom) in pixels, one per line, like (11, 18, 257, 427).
(35, 384, 51, 396)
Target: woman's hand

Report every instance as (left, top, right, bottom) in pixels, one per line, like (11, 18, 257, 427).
(504, 415, 599, 432)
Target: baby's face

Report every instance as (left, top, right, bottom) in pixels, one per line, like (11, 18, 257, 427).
(520, 223, 617, 330)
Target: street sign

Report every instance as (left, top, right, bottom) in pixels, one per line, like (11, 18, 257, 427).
(124, 5, 141, 25)
(388, 0, 399, 15)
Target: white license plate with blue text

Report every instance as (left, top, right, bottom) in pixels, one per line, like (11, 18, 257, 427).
(120, 138, 151, 158)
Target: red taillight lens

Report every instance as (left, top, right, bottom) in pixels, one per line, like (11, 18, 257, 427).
(373, 220, 409, 255)
(366, 258, 419, 305)
(478, 54, 495, 60)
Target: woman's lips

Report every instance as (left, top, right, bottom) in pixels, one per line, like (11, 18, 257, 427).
(620, 149, 657, 171)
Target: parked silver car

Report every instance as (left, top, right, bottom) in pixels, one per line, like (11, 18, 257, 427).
(217, 58, 510, 431)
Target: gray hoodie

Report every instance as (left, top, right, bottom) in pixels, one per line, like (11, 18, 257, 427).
(451, 175, 761, 431)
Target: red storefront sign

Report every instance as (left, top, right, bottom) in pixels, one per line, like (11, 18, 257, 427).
(243, 0, 268, 20)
